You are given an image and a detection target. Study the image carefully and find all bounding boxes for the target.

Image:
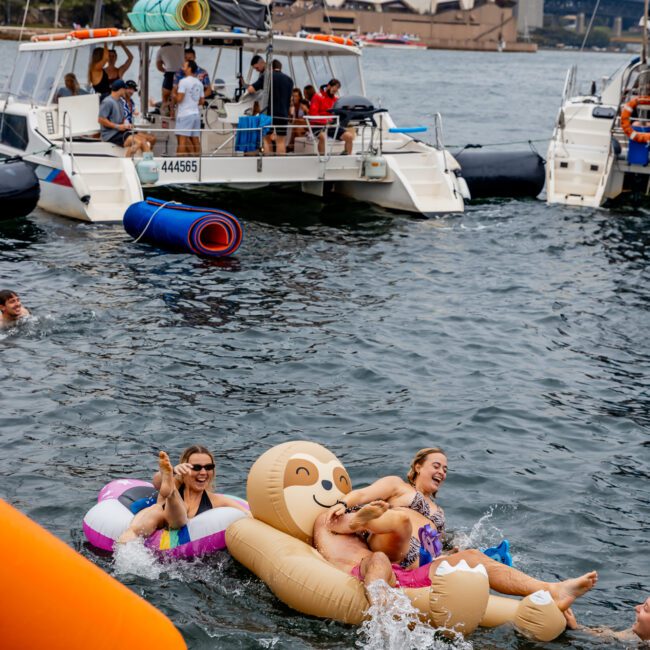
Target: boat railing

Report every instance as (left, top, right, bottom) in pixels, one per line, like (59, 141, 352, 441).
(562, 64, 578, 102)
(433, 112, 444, 150)
(130, 115, 378, 160)
(60, 109, 81, 177)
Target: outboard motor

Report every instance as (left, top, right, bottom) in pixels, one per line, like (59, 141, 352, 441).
(329, 95, 387, 127)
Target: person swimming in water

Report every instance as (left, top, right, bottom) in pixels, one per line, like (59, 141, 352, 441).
(117, 445, 249, 543)
(564, 596, 650, 643)
(0, 290, 30, 328)
(327, 447, 598, 611)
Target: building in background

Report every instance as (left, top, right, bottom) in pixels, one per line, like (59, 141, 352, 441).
(272, 0, 537, 51)
(514, 0, 543, 35)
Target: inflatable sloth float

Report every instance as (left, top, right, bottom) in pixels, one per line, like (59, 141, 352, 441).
(226, 441, 566, 641)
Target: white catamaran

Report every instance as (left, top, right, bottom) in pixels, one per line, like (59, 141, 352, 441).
(0, 5, 468, 222)
(546, 0, 650, 207)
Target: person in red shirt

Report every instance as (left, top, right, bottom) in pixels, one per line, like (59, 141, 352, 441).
(308, 78, 354, 155)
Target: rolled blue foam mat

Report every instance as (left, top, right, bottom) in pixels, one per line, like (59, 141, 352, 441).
(123, 198, 243, 258)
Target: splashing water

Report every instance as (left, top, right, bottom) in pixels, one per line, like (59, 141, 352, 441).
(113, 539, 163, 580)
(356, 580, 473, 650)
(453, 505, 517, 552)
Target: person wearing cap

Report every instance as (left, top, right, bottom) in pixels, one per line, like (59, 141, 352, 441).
(98, 79, 142, 157)
(120, 80, 156, 152)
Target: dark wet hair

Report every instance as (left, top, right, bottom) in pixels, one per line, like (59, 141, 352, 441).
(271, 59, 282, 71)
(0, 290, 17, 306)
(251, 54, 264, 66)
(185, 47, 196, 55)
(407, 447, 446, 486)
(186, 60, 198, 74)
(327, 78, 341, 88)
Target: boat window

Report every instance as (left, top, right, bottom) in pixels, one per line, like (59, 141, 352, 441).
(289, 55, 310, 91)
(213, 46, 240, 99)
(0, 113, 28, 150)
(34, 50, 67, 104)
(306, 55, 333, 89)
(17, 51, 44, 101)
(330, 55, 363, 96)
(5, 52, 35, 99)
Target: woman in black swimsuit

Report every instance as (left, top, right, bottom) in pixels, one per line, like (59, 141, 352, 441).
(118, 445, 248, 543)
(88, 45, 112, 98)
(329, 447, 448, 568)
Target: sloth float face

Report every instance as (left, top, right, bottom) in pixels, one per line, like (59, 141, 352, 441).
(247, 441, 352, 544)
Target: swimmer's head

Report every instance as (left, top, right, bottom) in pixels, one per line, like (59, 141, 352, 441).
(0, 290, 23, 320)
(407, 447, 447, 496)
(179, 445, 216, 491)
(633, 596, 650, 640)
(247, 441, 351, 543)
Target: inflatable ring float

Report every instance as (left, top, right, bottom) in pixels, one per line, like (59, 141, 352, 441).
(226, 441, 567, 641)
(620, 96, 650, 142)
(83, 479, 248, 557)
(31, 28, 120, 42)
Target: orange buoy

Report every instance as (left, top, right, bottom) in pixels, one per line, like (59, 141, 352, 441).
(0, 499, 187, 650)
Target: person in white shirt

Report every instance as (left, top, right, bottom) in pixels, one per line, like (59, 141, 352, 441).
(173, 59, 204, 156)
(155, 42, 185, 116)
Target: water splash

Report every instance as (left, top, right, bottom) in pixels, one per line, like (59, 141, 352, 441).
(113, 539, 163, 580)
(356, 580, 473, 650)
(453, 505, 517, 553)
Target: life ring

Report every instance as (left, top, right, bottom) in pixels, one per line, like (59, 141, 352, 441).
(620, 96, 650, 142)
(226, 441, 566, 640)
(306, 33, 356, 47)
(69, 27, 120, 39)
(83, 479, 248, 557)
(30, 27, 120, 42)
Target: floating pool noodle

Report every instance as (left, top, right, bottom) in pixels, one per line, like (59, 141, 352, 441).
(0, 498, 187, 650)
(124, 198, 243, 257)
(128, 0, 210, 32)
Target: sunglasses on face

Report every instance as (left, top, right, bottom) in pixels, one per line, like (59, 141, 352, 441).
(190, 463, 215, 472)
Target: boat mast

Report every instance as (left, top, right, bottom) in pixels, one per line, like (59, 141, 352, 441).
(93, 0, 103, 27)
(641, 0, 648, 63)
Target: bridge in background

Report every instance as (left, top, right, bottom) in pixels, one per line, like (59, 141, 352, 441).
(545, 0, 645, 30)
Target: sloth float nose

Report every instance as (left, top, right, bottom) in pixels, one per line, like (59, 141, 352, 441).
(321, 480, 332, 490)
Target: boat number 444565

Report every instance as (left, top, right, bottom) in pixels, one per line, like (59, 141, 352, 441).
(160, 160, 199, 174)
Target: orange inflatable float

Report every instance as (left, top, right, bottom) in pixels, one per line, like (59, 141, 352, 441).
(0, 499, 186, 650)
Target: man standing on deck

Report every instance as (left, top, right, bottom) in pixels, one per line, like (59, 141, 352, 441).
(173, 59, 204, 157)
(264, 60, 293, 155)
(156, 42, 185, 116)
(0, 290, 30, 327)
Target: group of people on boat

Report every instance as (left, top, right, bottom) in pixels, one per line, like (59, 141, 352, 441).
(244, 55, 354, 156)
(54, 42, 356, 159)
(116, 442, 648, 644)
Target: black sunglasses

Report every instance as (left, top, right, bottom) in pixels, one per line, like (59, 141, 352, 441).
(191, 463, 215, 472)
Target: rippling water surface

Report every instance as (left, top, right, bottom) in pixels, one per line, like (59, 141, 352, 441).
(0, 42, 648, 649)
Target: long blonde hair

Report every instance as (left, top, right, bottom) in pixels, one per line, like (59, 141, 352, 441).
(179, 445, 216, 490)
(407, 447, 446, 486)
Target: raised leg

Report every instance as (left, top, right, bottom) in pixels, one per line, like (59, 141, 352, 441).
(157, 451, 187, 530)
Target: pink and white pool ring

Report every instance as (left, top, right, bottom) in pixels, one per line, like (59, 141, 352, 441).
(83, 479, 248, 558)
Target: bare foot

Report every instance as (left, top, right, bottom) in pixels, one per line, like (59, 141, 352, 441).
(116, 529, 138, 544)
(158, 451, 176, 500)
(349, 500, 389, 531)
(549, 571, 598, 611)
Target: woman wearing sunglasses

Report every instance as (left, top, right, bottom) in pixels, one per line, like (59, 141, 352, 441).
(118, 445, 248, 543)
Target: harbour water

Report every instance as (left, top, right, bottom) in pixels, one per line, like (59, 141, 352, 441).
(1, 42, 648, 649)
